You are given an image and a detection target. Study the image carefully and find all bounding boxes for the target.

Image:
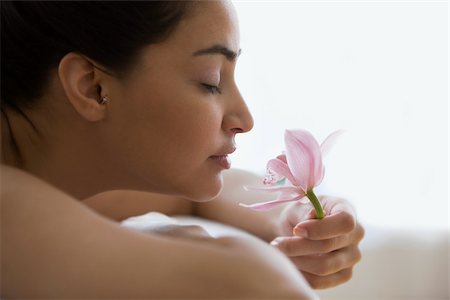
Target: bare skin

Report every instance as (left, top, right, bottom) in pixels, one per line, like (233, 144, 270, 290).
(1, 0, 363, 298)
(83, 168, 364, 290)
(1, 166, 316, 299)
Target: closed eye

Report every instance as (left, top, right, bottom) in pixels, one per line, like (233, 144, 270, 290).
(201, 83, 222, 95)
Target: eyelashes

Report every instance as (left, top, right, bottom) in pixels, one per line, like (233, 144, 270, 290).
(201, 83, 222, 95)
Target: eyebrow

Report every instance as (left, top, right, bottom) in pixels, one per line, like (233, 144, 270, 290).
(192, 45, 242, 61)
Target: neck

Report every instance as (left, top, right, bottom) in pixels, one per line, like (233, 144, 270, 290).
(1, 105, 147, 200)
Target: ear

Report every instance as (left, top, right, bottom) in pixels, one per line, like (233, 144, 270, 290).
(58, 53, 108, 122)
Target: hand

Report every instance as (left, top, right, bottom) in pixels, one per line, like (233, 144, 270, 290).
(271, 196, 364, 289)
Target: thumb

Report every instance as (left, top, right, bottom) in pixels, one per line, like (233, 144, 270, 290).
(306, 206, 329, 220)
(291, 205, 330, 236)
(285, 202, 315, 232)
(306, 208, 317, 220)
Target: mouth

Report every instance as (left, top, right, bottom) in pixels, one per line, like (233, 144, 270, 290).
(209, 146, 236, 169)
(209, 155, 232, 169)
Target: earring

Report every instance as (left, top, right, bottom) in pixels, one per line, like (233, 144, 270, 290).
(99, 96, 109, 105)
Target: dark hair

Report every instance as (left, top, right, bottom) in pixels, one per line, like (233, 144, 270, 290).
(1, 1, 193, 108)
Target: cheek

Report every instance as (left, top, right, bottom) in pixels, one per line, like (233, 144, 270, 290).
(162, 107, 223, 165)
(155, 108, 225, 197)
(108, 78, 224, 197)
(144, 102, 220, 161)
(147, 86, 222, 151)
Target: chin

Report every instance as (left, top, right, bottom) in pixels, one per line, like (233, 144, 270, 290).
(187, 184, 223, 202)
(183, 174, 224, 202)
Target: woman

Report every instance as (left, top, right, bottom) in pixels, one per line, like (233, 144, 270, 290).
(1, 1, 364, 298)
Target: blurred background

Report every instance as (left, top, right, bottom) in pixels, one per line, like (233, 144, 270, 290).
(232, 1, 448, 299)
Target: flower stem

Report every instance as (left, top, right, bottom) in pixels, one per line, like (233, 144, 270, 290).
(306, 189, 324, 219)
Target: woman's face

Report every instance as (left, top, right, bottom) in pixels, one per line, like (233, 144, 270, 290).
(103, 1, 253, 201)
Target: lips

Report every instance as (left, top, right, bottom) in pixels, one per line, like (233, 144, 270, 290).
(209, 155, 231, 169)
(209, 145, 236, 169)
(213, 145, 236, 157)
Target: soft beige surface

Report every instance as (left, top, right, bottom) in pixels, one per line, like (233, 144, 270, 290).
(122, 213, 450, 300)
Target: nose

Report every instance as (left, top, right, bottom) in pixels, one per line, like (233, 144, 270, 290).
(222, 84, 254, 134)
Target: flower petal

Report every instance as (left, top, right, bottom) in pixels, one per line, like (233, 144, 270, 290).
(277, 154, 287, 163)
(239, 195, 304, 211)
(267, 157, 298, 186)
(287, 130, 323, 182)
(279, 189, 305, 200)
(299, 196, 310, 204)
(243, 185, 300, 194)
(314, 166, 325, 187)
(263, 168, 284, 185)
(321, 130, 344, 158)
(285, 129, 323, 190)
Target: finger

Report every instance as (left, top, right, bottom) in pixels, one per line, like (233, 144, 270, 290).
(287, 196, 353, 229)
(320, 196, 356, 216)
(285, 202, 316, 227)
(302, 267, 353, 290)
(271, 234, 351, 256)
(272, 223, 364, 256)
(353, 222, 365, 244)
(293, 210, 356, 240)
(291, 246, 362, 276)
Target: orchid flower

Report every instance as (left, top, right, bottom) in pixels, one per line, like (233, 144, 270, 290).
(239, 129, 342, 219)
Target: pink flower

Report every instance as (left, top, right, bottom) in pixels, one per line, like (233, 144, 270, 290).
(239, 129, 342, 218)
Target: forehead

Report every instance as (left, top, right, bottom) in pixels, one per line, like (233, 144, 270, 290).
(121, 1, 240, 78)
(160, 1, 240, 57)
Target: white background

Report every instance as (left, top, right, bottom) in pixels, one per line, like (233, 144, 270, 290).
(232, 1, 448, 230)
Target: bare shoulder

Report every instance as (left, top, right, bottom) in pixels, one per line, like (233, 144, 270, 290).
(1, 164, 37, 189)
(1, 164, 63, 195)
(1, 165, 316, 299)
(1, 164, 99, 221)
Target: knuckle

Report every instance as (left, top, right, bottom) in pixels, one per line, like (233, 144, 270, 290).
(356, 223, 365, 242)
(353, 247, 362, 264)
(309, 280, 321, 289)
(304, 274, 322, 290)
(311, 247, 357, 277)
(340, 211, 356, 233)
(312, 277, 329, 290)
(274, 239, 289, 254)
(317, 254, 344, 276)
(282, 239, 297, 256)
(340, 268, 353, 283)
(319, 239, 336, 253)
(315, 260, 333, 276)
(306, 266, 354, 290)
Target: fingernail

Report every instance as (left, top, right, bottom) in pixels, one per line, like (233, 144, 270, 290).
(293, 226, 308, 238)
(270, 238, 280, 247)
